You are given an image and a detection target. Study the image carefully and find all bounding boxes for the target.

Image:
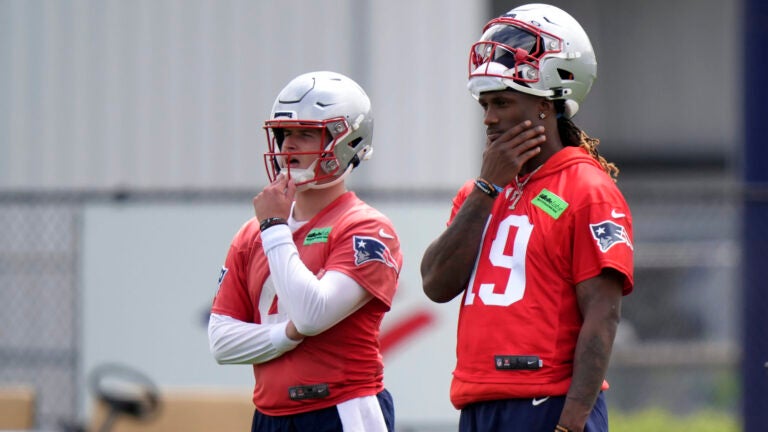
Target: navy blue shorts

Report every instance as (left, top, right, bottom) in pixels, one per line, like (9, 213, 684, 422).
(459, 392, 608, 432)
(250, 389, 395, 432)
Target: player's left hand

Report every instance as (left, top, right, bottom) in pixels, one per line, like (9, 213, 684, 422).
(253, 173, 295, 222)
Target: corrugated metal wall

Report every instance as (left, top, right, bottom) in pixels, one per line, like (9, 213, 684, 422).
(1, 0, 741, 192)
(0, 0, 483, 191)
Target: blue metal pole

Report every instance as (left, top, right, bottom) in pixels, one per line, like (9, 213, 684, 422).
(742, 0, 768, 428)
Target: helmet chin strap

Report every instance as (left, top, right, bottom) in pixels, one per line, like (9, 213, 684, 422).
(303, 164, 354, 191)
(282, 163, 354, 192)
(279, 161, 317, 187)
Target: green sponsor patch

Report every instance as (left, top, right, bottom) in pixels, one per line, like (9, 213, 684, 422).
(304, 227, 332, 245)
(532, 189, 569, 219)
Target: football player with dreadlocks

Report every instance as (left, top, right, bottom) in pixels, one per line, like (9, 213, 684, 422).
(421, 4, 634, 432)
(208, 71, 401, 432)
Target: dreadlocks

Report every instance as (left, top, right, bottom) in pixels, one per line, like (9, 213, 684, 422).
(555, 102, 619, 181)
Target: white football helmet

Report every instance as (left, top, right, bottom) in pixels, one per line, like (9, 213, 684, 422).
(468, 3, 597, 118)
(263, 71, 373, 189)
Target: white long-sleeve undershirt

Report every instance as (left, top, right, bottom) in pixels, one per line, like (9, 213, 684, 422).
(208, 218, 372, 365)
(261, 223, 373, 336)
(208, 314, 300, 364)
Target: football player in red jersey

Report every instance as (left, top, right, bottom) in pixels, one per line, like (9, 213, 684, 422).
(208, 71, 402, 432)
(420, 4, 634, 432)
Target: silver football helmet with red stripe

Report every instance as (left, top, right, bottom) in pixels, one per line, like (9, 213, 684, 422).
(468, 3, 596, 118)
(263, 71, 373, 190)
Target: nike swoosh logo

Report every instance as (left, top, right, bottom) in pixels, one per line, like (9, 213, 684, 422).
(532, 396, 550, 406)
(378, 228, 395, 239)
(611, 209, 626, 218)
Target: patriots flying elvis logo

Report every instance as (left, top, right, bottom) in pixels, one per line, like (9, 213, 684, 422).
(352, 235, 399, 271)
(589, 220, 633, 252)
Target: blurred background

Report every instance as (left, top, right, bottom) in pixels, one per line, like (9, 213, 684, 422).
(0, 0, 759, 431)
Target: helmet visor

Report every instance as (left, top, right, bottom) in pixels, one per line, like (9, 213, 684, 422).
(484, 24, 539, 60)
(469, 21, 562, 82)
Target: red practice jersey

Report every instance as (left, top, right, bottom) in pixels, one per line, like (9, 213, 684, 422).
(211, 192, 402, 416)
(448, 146, 634, 409)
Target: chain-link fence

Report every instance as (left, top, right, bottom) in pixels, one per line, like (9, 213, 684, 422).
(608, 173, 741, 415)
(0, 195, 82, 430)
(0, 175, 746, 429)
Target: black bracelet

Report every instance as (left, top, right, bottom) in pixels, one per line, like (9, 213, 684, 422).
(474, 177, 502, 198)
(259, 217, 287, 232)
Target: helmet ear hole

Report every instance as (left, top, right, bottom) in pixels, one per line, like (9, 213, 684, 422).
(349, 154, 361, 169)
(557, 69, 574, 80)
(347, 137, 363, 150)
(345, 137, 364, 169)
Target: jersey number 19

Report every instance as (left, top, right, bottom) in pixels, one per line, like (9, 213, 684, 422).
(464, 215, 533, 307)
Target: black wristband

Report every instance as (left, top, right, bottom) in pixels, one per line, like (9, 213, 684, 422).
(474, 177, 501, 198)
(260, 217, 287, 232)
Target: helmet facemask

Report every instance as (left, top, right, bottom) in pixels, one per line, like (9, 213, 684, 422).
(263, 116, 355, 190)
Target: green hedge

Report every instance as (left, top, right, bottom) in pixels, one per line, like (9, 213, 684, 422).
(610, 408, 739, 432)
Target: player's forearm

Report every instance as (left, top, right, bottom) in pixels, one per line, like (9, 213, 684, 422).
(421, 189, 494, 303)
(559, 281, 622, 430)
(559, 328, 615, 430)
(208, 313, 301, 364)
